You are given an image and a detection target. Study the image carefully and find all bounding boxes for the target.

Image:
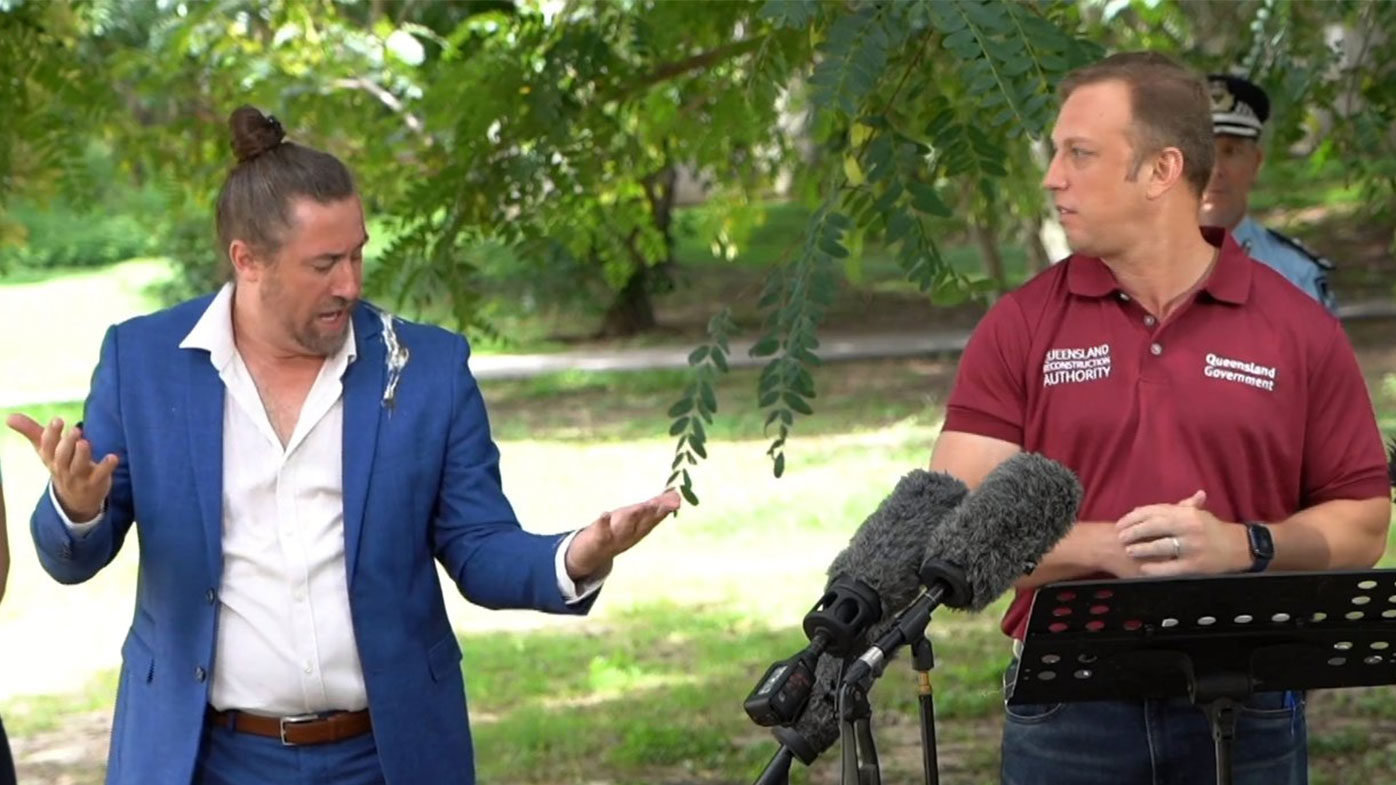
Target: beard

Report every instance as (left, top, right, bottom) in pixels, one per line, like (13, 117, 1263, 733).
(261, 273, 354, 357)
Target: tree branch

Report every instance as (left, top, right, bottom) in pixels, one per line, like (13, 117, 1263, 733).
(330, 77, 426, 137)
(605, 35, 769, 101)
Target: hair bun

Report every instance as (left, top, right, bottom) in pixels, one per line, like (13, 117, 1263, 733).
(229, 105, 286, 163)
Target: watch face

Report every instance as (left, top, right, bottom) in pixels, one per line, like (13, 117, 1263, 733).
(1249, 523, 1275, 559)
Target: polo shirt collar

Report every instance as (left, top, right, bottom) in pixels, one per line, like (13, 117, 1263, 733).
(1065, 227, 1252, 305)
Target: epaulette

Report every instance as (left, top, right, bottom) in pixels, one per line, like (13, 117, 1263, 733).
(1265, 228, 1335, 271)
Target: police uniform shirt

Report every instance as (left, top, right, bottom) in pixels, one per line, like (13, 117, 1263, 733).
(1232, 216, 1337, 314)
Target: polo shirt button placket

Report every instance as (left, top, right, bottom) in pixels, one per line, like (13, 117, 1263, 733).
(1150, 342, 1163, 356)
(1143, 314, 1157, 328)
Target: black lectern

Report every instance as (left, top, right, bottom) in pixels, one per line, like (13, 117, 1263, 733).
(1011, 569, 1396, 785)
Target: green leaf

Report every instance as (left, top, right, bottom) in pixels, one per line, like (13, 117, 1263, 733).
(843, 155, 866, 186)
(773, 452, 786, 478)
(760, 0, 822, 28)
(792, 367, 816, 397)
(926, 1, 967, 33)
(688, 345, 711, 365)
(669, 417, 689, 436)
(871, 181, 903, 214)
(667, 398, 693, 417)
(818, 236, 849, 258)
(1000, 55, 1034, 78)
(930, 278, 969, 306)
(711, 350, 729, 373)
(910, 182, 951, 217)
(759, 365, 783, 392)
(865, 134, 895, 181)
(764, 409, 784, 432)
(680, 483, 699, 506)
(700, 383, 717, 414)
(750, 335, 781, 357)
(961, 0, 1013, 34)
(885, 210, 914, 244)
(794, 346, 823, 367)
(942, 28, 979, 58)
(783, 392, 814, 415)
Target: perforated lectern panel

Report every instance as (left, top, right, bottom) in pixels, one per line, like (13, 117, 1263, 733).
(1010, 569, 1396, 705)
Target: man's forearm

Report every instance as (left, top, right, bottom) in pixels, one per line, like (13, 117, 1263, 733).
(1014, 521, 1134, 591)
(1268, 497, 1391, 571)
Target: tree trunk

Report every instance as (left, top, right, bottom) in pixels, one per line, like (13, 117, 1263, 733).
(598, 165, 678, 337)
(600, 267, 660, 337)
(1024, 217, 1052, 274)
(971, 216, 1008, 296)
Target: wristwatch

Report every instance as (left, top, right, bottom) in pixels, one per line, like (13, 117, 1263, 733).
(1245, 521, 1274, 573)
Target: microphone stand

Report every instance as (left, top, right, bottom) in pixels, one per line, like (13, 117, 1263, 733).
(910, 636, 940, 785)
(838, 560, 968, 785)
(835, 632, 942, 785)
(838, 679, 881, 785)
(751, 746, 794, 785)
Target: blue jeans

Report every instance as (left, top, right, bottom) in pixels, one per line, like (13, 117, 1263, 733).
(195, 722, 386, 785)
(1000, 659, 1307, 785)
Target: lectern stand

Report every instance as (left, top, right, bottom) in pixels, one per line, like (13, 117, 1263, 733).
(1010, 569, 1396, 785)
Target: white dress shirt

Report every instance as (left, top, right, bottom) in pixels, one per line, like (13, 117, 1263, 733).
(60, 284, 599, 716)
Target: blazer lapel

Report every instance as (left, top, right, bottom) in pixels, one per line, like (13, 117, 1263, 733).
(342, 305, 385, 584)
(186, 355, 226, 583)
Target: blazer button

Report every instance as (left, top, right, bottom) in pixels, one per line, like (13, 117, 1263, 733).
(195, 666, 207, 683)
(206, 589, 217, 605)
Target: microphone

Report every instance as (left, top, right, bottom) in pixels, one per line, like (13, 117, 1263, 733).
(824, 469, 970, 633)
(844, 452, 1082, 684)
(744, 469, 967, 729)
(770, 651, 843, 765)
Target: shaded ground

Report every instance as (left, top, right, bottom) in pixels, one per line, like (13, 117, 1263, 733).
(14, 686, 1396, 785)
(559, 206, 1395, 352)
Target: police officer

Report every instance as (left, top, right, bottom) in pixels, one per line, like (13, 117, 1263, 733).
(1201, 73, 1338, 313)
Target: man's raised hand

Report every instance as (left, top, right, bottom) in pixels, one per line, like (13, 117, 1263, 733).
(5, 414, 117, 521)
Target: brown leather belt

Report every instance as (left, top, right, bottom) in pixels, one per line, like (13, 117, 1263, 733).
(206, 707, 372, 746)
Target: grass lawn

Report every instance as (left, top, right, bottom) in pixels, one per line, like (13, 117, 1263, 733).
(0, 258, 171, 407)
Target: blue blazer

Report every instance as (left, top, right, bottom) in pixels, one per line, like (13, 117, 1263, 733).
(29, 296, 593, 784)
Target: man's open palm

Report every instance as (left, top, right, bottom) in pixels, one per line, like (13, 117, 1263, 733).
(565, 490, 681, 580)
(5, 414, 117, 521)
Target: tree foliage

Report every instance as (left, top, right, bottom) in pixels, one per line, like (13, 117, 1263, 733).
(2, 0, 1394, 500)
(665, 0, 1103, 499)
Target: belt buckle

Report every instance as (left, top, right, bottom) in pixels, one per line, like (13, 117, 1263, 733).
(279, 713, 320, 746)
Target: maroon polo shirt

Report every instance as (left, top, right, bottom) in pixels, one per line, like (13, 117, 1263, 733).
(942, 228, 1391, 641)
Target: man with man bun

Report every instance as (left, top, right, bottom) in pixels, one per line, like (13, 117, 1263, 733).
(7, 106, 679, 785)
